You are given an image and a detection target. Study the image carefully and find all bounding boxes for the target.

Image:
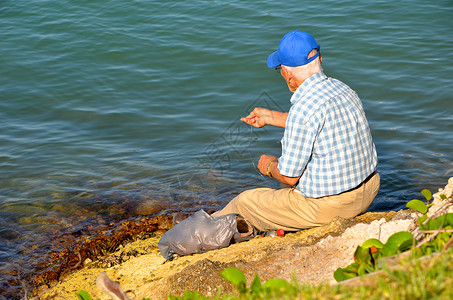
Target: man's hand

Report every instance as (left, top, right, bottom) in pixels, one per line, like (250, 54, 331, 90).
(258, 154, 278, 175)
(241, 107, 288, 128)
(258, 154, 301, 186)
(240, 107, 271, 128)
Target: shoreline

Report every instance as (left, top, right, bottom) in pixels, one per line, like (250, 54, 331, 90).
(31, 177, 453, 299)
(35, 211, 409, 299)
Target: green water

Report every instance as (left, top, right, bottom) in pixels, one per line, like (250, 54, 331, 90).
(0, 0, 452, 297)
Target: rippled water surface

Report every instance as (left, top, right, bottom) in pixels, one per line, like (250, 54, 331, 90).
(1, 0, 452, 297)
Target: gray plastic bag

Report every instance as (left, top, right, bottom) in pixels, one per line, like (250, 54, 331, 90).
(158, 210, 239, 260)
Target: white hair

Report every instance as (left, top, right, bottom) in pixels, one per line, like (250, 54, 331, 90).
(283, 49, 323, 81)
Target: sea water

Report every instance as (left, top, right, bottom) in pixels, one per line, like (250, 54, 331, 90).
(0, 0, 452, 296)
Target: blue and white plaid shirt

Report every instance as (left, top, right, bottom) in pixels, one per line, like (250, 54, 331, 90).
(278, 72, 378, 198)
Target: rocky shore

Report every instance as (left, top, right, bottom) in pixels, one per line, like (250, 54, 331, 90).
(35, 177, 453, 300)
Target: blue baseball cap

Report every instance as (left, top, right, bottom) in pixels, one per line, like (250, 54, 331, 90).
(267, 30, 320, 68)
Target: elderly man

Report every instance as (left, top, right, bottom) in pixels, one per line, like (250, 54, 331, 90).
(212, 30, 380, 232)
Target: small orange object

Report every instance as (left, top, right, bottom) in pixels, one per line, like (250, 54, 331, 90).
(276, 229, 285, 236)
(370, 245, 378, 254)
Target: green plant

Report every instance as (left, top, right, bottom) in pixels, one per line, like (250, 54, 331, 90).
(335, 189, 453, 282)
(407, 189, 453, 254)
(75, 290, 92, 300)
(333, 231, 414, 282)
(168, 267, 299, 300)
(167, 290, 212, 300)
(220, 267, 299, 298)
(406, 188, 433, 214)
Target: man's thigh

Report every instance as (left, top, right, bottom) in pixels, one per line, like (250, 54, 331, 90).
(213, 188, 323, 231)
(213, 173, 380, 231)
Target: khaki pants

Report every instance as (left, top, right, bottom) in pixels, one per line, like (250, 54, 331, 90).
(212, 172, 380, 232)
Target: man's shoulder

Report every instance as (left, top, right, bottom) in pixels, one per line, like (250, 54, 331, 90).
(289, 76, 361, 125)
(294, 73, 351, 99)
(288, 94, 328, 127)
(291, 78, 336, 112)
(325, 75, 357, 94)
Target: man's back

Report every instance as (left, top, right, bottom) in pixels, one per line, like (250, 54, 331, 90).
(279, 72, 378, 198)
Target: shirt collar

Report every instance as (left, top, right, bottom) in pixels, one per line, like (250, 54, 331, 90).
(290, 71, 327, 104)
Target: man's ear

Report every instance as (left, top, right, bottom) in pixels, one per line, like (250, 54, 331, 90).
(281, 66, 297, 92)
(319, 53, 322, 64)
(281, 65, 292, 80)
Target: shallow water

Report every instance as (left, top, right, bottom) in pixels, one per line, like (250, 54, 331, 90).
(0, 0, 452, 297)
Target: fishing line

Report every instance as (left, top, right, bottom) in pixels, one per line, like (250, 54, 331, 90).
(248, 125, 267, 181)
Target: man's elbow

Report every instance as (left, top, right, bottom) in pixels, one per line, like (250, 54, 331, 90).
(284, 176, 300, 186)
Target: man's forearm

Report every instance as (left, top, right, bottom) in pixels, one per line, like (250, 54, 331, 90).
(259, 154, 300, 186)
(268, 111, 288, 128)
(268, 160, 300, 186)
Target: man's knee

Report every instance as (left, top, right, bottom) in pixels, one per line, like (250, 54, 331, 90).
(231, 189, 259, 210)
